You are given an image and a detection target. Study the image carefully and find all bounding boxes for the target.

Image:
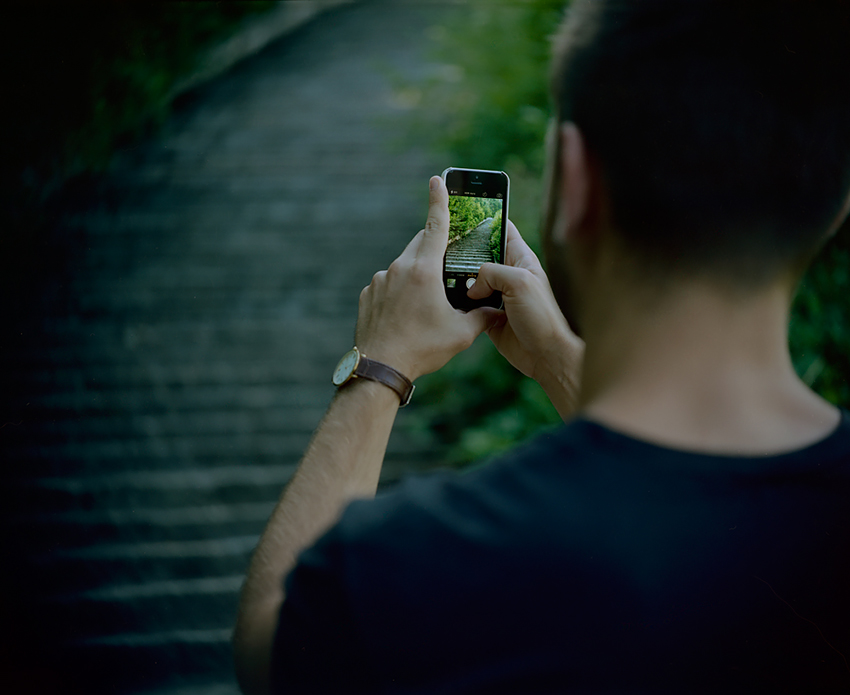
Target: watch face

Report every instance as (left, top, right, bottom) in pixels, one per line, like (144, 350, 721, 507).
(332, 348, 360, 386)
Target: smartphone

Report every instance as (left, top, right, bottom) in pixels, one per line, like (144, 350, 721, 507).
(441, 167, 509, 311)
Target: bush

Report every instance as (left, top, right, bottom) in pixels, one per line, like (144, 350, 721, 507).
(448, 196, 488, 242)
(789, 230, 850, 406)
(490, 210, 503, 264)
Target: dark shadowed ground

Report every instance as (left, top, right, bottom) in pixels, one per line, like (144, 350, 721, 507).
(1, 3, 456, 693)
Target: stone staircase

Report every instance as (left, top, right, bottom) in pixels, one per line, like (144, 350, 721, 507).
(1, 3, 455, 693)
(445, 217, 496, 274)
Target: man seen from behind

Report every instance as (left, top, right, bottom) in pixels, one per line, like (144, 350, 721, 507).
(234, 1, 850, 692)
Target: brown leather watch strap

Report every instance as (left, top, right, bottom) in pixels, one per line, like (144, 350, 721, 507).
(354, 355, 415, 407)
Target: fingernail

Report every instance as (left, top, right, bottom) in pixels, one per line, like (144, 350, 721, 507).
(430, 177, 439, 191)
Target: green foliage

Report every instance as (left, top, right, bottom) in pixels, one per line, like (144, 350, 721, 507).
(448, 196, 487, 242)
(413, 0, 850, 466)
(490, 210, 503, 264)
(413, 337, 562, 467)
(447, 196, 501, 243)
(412, 1, 570, 464)
(419, 1, 567, 175)
(789, 225, 850, 406)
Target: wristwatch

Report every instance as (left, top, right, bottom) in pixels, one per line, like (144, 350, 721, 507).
(332, 347, 415, 407)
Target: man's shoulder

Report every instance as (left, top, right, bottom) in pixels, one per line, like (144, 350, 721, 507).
(338, 419, 595, 540)
(282, 411, 850, 690)
(338, 408, 850, 545)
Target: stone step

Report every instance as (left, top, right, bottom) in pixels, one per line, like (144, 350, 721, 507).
(15, 446, 436, 515)
(21, 476, 438, 594)
(6, 442, 316, 477)
(446, 253, 493, 262)
(12, 464, 299, 513)
(23, 383, 329, 414)
(14, 502, 275, 550)
(5, 415, 433, 479)
(57, 629, 237, 695)
(446, 255, 493, 264)
(446, 250, 493, 259)
(4, 407, 327, 444)
(49, 576, 243, 640)
(4, 360, 340, 393)
(446, 263, 492, 273)
(29, 537, 257, 595)
(447, 242, 491, 251)
(8, 325, 355, 370)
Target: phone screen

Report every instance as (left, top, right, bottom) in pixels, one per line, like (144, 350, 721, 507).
(442, 168, 509, 310)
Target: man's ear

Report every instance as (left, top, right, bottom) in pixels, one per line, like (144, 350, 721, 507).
(551, 122, 593, 246)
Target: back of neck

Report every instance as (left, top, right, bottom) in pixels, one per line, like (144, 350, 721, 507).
(578, 280, 839, 455)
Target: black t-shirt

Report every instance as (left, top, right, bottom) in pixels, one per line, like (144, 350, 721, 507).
(272, 413, 850, 694)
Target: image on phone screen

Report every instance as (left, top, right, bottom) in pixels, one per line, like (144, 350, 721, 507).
(442, 168, 508, 310)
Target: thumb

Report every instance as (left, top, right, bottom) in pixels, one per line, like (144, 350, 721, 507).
(418, 176, 450, 259)
(467, 263, 530, 300)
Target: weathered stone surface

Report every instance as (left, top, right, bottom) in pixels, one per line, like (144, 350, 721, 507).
(2, 3, 454, 692)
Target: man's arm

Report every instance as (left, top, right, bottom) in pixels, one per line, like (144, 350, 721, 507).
(232, 176, 492, 695)
(233, 176, 584, 694)
(232, 378, 399, 695)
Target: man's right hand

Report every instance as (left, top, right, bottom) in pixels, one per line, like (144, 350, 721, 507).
(469, 221, 584, 419)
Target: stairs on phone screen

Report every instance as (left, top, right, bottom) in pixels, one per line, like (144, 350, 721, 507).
(1, 3, 454, 694)
(445, 217, 495, 274)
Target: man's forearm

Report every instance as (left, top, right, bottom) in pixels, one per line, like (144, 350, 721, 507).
(536, 334, 584, 421)
(233, 378, 399, 695)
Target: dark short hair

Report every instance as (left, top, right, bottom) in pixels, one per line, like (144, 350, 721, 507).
(551, 0, 850, 286)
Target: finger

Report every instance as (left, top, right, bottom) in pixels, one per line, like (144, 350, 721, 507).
(476, 306, 507, 333)
(369, 269, 387, 289)
(468, 263, 534, 299)
(462, 305, 501, 340)
(504, 220, 544, 272)
(417, 176, 450, 260)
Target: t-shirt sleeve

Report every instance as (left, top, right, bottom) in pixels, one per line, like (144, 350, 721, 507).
(270, 522, 378, 695)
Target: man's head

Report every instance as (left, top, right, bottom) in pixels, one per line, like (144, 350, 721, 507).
(543, 0, 850, 328)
